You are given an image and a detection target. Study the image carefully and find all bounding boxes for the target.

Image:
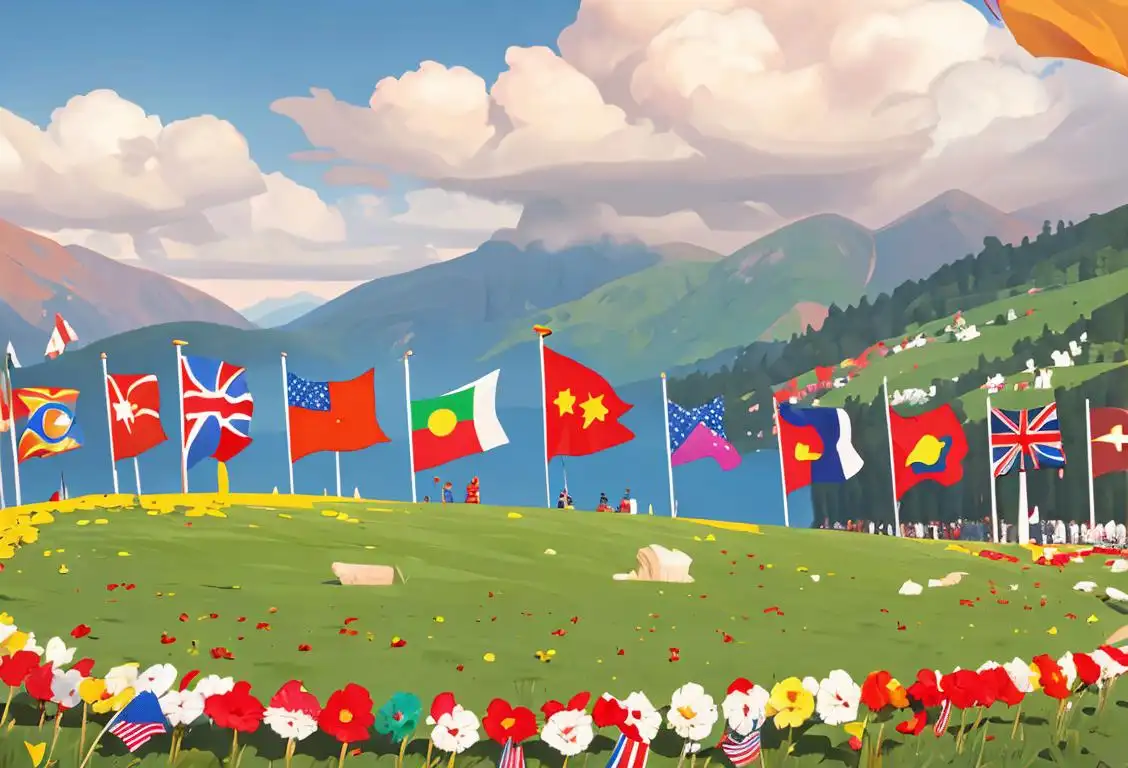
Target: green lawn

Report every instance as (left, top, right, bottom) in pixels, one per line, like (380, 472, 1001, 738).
(2, 497, 1127, 767)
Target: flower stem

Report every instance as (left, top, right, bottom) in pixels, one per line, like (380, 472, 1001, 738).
(397, 736, 409, 768)
(1009, 701, 1023, 741)
(424, 740, 434, 768)
(955, 709, 968, 753)
(78, 703, 88, 760)
(46, 707, 64, 765)
(562, 757, 569, 768)
(675, 744, 687, 768)
(446, 752, 456, 768)
(37, 702, 46, 730)
(338, 741, 349, 768)
(284, 738, 295, 768)
(0, 686, 13, 729)
(229, 729, 239, 767)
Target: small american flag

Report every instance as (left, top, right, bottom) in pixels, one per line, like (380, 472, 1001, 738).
(720, 729, 761, 766)
(108, 691, 169, 752)
(498, 739, 526, 768)
(606, 734, 649, 768)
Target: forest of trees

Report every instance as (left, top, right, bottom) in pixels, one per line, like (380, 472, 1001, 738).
(668, 204, 1128, 526)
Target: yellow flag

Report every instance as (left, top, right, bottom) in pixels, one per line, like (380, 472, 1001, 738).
(999, 0, 1128, 79)
(25, 742, 45, 768)
(217, 462, 230, 495)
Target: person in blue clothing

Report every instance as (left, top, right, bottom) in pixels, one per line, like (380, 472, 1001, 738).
(442, 481, 454, 504)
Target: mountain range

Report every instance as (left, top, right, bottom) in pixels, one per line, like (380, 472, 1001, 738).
(242, 292, 327, 327)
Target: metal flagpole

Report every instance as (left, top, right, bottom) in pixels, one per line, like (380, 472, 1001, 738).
(4, 353, 21, 507)
(986, 394, 999, 543)
(133, 457, 142, 496)
(403, 350, 418, 503)
(660, 373, 677, 518)
(1017, 469, 1030, 545)
(772, 397, 791, 527)
(279, 353, 295, 494)
(1085, 397, 1097, 529)
(100, 353, 120, 494)
(881, 377, 902, 536)
(535, 326, 552, 508)
(334, 452, 342, 497)
(0, 413, 5, 509)
(173, 340, 189, 494)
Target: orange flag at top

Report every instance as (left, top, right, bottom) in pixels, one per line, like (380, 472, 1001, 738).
(991, 0, 1128, 79)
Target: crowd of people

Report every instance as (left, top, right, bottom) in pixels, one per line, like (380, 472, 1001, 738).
(820, 513, 1128, 548)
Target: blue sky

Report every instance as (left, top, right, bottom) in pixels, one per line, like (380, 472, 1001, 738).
(1, 0, 996, 202)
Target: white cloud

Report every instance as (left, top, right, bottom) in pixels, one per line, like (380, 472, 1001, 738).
(273, 0, 1128, 247)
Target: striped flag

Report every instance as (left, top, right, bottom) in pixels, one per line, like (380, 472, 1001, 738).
(720, 729, 761, 766)
(933, 699, 952, 737)
(498, 739, 526, 768)
(44, 313, 78, 360)
(108, 691, 169, 751)
(605, 734, 649, 768)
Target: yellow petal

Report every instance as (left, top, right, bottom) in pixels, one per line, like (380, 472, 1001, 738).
(1087, 614, 1099, 624)
(76, 520, 90, 526)
(705, 534, 716, 541)
(434, 616, 445, 623)
(1046, 626, 1058, 635)
(278, 513, 292, 519)
(57, 564, 68, 574)
(843, 722, 865, 740)
(321, 510, 338, 518)
(25, 741, 46, 768)
(94, 519, 108, 525)
(0, 613, 12, 625)
(483, 652, 496, 663)
(796, 566, 809, 572)
(117, 551, 130, 557)
(507, 512, 523, 519)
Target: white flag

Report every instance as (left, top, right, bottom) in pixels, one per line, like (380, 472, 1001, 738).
(5, 341, 20, 368)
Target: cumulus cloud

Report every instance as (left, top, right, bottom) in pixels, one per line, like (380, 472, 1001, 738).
(2, 90, 521, 279)
(273, 0, 1128, 249)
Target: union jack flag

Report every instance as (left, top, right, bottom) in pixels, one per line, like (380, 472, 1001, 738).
(720, 729, 761, 766)
(498, 739, 526, 768)
(180, 354, 254, 469)
(989, 403, 1065, 477)
(605, 735, 649, 768)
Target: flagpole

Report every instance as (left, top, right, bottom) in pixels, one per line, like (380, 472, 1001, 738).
(99, 353, 120, 495)
(1084, 397, 1097, 530)
(535, 326, 552, 509)
(403, 350, 418, 503)
(133, 457, 142, 496)
(334, 452, 342, 497)
(0, 413, 5, 509)
(881, 377, 902, 536)
(772, 397, 791, 528)
(986, 394, 999, 543)
(279, 353, 295, 494)
(77, 702, 129, 768)
(4, 353, 21, 507)
(173, 340, 189, 494)
(1017, 469, 1030, 545)
(660, 373, 677, 518)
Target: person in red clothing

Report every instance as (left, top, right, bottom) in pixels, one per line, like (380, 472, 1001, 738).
(465, 476, 481, 504)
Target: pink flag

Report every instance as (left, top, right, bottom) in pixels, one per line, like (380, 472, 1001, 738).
(671, 422, 741, 471)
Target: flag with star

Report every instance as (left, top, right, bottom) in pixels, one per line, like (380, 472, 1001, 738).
(1089, 406, 1128, 477)
(543, 347, 633, 459)
(106, 373, 168, 461)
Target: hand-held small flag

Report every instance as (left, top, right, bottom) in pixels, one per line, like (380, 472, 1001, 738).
(108, 690, 169, 751)
(498, 739, 526, 768)
(720, 729, 761, 767)
(605, 734, 649, 768)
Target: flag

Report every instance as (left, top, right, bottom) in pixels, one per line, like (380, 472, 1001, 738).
(180, 355, 253, 469)
(544, 347, 633, 459)
(888, 403, 968, 499)
(107, 374, 168, 461)
(991, 0, 1128, 80)
(777, 402, 864, 493)
(44, 313, 77, 359)
(605, 734, 649, 768)
(498, 739, 526, 768)
(287, 368, 389, 462)
(5, 341, 20, 369)
(411, 370, 509, 471)
(667, 396, 741, 471)
(989, 403, 1065, 477)
(1088, 407, 1128, 477)
(720, 729, 761, 767)
(13, 388, 82, 462)
(108, 690, 169, 751)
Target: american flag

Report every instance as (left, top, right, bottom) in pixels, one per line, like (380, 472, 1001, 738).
(180, 354, 254, 469)
(108, 691, 169, 752)
(667, 396, 731, 450)
(498, 739, 526, 768)
(287, 372, 331, 411)
(989, 404, 1065, 477)
(605, 735, 649, 768)
(720, 729, 761, 766)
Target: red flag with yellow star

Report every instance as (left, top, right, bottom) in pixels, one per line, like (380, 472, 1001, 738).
(543, 347, 634, 459)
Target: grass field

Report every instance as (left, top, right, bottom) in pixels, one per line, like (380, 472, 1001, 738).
(2, 495, 1127, 767)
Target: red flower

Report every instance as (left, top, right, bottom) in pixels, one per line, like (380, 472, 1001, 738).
(178, 613, 189, 622)
(668, 647, 681, 663)
(319, 684, 375, 744)
(344, 617, 358, 625)
(106, 584, 118, 591)
(0, 651, 40, 688)
(70, 624, 92, 639)
(861, 671, 909, 712)
(551, 629, 567, 637)
(390, 637, 407, 648)
(210, 647, 234, 660)
(71, 659, 96, 677)
(939, 669, 983, 710)
(125, 584, 136, 590)
(721, 632, 734, 644)
(541, 693, 591, 720)
(483, 698, 538, 744)
(907, 669, 945, 708)
(256, 622, 271, 631)
(269, 680, 322, 719)
(895, 709, 928, 736)
(297, 644, 312, 652)
(25, 663, 54, 702)
(1072, 653, 1101, 687)
(204, 681, 265, 733)
(161, 633, 177, 645)
(1032, 655, 1070, 699)
(980, 667, 1023, 707)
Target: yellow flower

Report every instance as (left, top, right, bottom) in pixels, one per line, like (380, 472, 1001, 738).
(2, 630, 28, 655)
(91, 687, 134, 714)
(766, 677, 815, 729)
(0, 612, 13, 625)
(78, 678, 106, 705)
(483, 652, 496, 663)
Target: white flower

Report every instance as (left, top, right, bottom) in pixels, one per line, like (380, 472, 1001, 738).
(1002, 658, 1035, 694)
(105, 664, 140, 696)
(667, 683, 718, 742)
(50, 668, 84, 709)
(22, 632, 44, 655)
(1073, 581, 1097, 593)
(194, 674, 236, 700)
(802, 677, 820, 697)
(160, 690, 205, 727)
(1106, 586, 1128, 602)
(977, 661, 999, 672)
(541, 710, 594, 756)
(44, 637, 76, 667)
(136, 664, 177, 697)
(722, 685, 769, 735)
(815, 670, 860, 726)
(431, 706, 480, 754)
(0, 623, 17, 645)
(1056, 652, 1078, 689)
(264, 707, 319, 741)
(621, 691, 661, 743)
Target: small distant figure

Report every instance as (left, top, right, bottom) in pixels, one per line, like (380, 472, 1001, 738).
(423, 495, 431, 503)
(557, 489, 573, 509)
(442, 482, 454, 504)
(465, 476, 481, 504)
(618, 488, 632, 514)
(597, 492, 612, 513)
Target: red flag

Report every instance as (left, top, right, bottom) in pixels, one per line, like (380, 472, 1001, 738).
(45, 313, 78, 360)
(543, 347, 633, 459)
(107, 374, 168, 461)
(1089, 407, 1128, 478)
(889, 404, 968, 500)
(287, 368, 389, 462)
